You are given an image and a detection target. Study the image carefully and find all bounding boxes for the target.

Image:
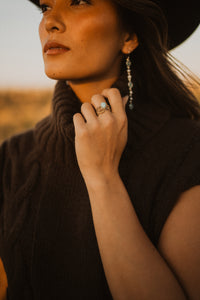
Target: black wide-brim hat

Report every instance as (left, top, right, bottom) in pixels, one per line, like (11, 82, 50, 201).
(29, 0, 200, 49)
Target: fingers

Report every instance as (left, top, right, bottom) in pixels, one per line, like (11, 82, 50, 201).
(91, 94, 111, 117)
(73, 113, 86, 135)
(101, 88, 128, 116)
(81, 102, 97, 123)
(122, 95, 129, 108)
(74, 88, 128, 130)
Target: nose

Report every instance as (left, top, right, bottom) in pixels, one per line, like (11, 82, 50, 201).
(44, 14, 66, 33)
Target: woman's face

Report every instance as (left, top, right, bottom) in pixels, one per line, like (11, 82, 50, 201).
(39, 0, 129, 83)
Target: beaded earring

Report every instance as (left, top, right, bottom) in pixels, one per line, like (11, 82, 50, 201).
(126, 53, 134, 110)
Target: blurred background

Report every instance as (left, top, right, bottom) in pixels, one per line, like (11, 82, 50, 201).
(0, 0, 200, 143)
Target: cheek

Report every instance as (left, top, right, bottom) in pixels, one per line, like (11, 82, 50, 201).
(71, 12, 122, 55)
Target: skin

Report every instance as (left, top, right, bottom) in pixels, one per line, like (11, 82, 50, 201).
(39, 0, 138, 102)
(1, 0, 200, 299)
(0, 258, 7, 300)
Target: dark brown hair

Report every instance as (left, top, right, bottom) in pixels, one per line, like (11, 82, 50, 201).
(115, 0, 200, 119)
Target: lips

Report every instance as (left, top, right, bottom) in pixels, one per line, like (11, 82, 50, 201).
(44, 41, 70, 53)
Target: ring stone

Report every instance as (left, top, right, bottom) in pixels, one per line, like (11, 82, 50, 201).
(101, 102, 107, 109)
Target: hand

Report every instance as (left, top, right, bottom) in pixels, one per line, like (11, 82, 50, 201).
(73, 88, 129, 185)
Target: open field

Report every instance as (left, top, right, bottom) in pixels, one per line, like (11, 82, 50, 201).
(0, 89, 52, 144)
(0, 86, 200, 144)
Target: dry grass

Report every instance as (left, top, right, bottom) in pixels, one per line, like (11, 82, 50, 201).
(0, 86, 200, 145)
(0, 89, 52, 144)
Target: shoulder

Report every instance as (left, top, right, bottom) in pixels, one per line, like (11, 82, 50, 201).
(166, 116, 200, 141)
(155, 118, 200, 298)
(156, 116, 200, 148)
(145, 116, 200, 245)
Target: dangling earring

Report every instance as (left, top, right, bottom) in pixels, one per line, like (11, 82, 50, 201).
(126, 53, 134, 110)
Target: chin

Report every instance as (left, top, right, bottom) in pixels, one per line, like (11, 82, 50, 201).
(46, 73, 65, 80)
(44, 70, 86, 82)
(44, 68, 68, 80)
(44, 64, 76, 79)
(44, 65, 107, 83)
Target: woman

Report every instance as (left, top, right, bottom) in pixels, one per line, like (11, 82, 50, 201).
(0, 0, 200, 299)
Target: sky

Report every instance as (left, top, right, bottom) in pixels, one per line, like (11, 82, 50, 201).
(0, 0, 200, 89)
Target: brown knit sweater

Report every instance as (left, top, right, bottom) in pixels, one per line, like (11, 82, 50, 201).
(1, 79, 200, 300)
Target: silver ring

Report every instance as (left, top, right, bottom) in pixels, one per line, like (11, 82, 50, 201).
(96, 102, 111, 116)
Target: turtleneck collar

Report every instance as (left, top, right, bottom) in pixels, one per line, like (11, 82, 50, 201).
(34, 78, 171, 163)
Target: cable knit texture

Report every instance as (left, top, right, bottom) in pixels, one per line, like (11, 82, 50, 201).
(1, 78, 200, 299)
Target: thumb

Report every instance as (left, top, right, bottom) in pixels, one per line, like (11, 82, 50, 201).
(122, 95, 129, 108)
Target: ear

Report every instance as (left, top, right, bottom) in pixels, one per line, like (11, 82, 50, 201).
(121, 32, 139, 54)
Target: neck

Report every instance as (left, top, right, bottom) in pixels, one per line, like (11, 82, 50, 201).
(67, 76, 119, 104)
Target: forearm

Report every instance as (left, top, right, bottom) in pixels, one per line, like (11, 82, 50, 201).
(85, 173, 187, 300)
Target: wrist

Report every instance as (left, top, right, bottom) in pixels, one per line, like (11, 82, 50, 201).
(83, 170, 121, 193)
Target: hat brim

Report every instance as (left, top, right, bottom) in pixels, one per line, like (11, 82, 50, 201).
(29, 0, 200, 49)
(156, 0, 200, 49)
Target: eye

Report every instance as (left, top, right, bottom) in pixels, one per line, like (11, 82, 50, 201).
(70, 0, 90, 6)
(39, 4, 50, 14)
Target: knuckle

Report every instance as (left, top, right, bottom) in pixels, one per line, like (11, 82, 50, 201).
(101, 88, 110, 94)
(73, 113, 81, 121)
(102, 88, 119, 96)
(103, 115, 114, 128)
(90, 122, 99, 132)
(81, 102, 90, 112)
(118, 117, 128, 132)
(120, 115, 128, 127)
(111, 88, 120, 94)
(91, 94, 100, 103)
(73, 113, 77, 120)
(110, 88, 120, 97)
